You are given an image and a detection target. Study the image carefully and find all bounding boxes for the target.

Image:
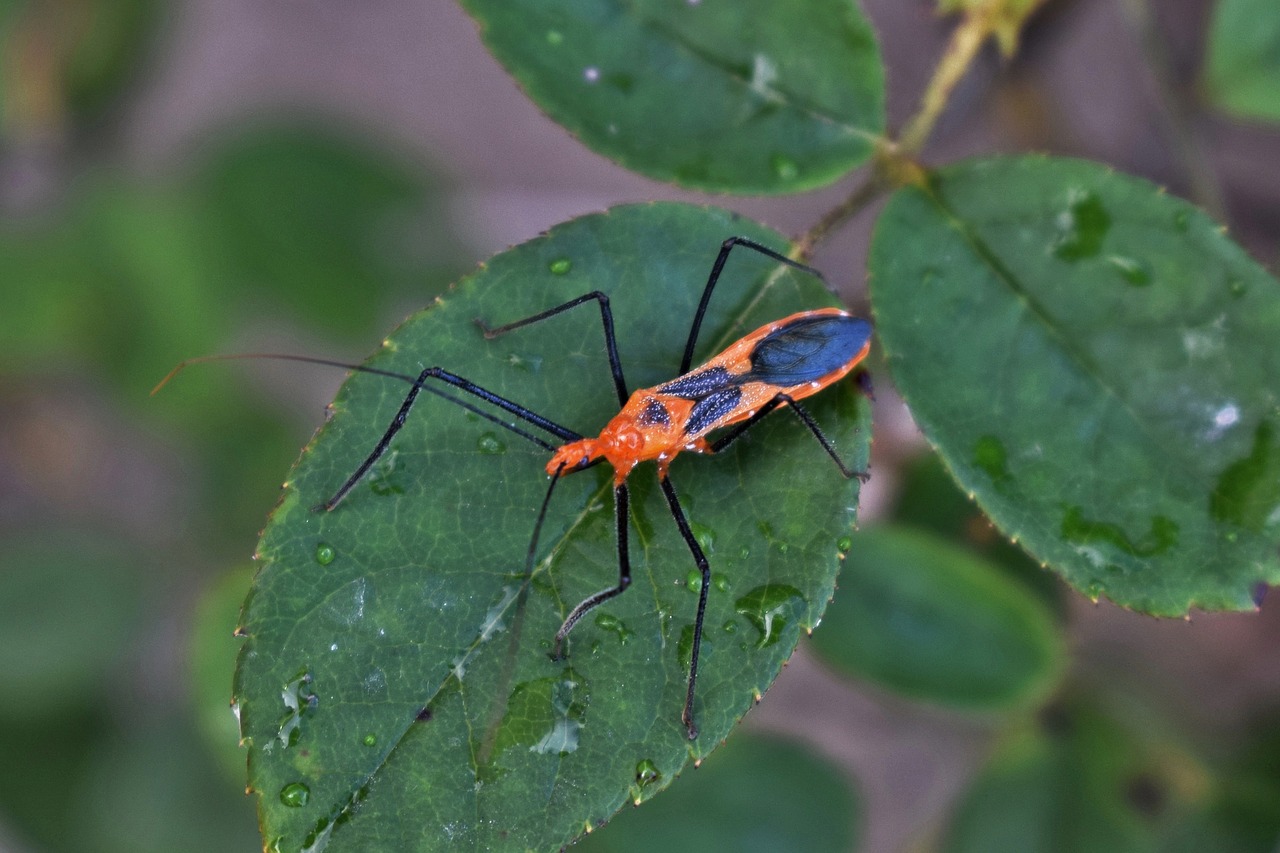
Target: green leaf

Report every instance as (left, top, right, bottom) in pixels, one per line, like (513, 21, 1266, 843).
(942, 705, 1167, 853)
(72, 716, 261, 853)
(1161, 718, 1280, 852)
(868, 156, 1280, 615)
(235, 202, 871, 851)
(891, 451, 1066, 615)
(574, 733, 861, 852)
(944, 701, 1280, 853)
(192, 123, 461, 339)
(809, 526, 1064, 710)
(1204, 0, 1280, 122)
(190, 564, 255, 784)
(0, 535, 141, 720)
(457, 0, 885, 193)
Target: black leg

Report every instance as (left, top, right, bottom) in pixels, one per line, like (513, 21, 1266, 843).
(478, 291, 630, 407)
(551, 483, 632, 657)
(680, 237, 826, 375)
(658, 475, 709, 741)
(320, 366, 584, 511)
(709, 394, 869, 482)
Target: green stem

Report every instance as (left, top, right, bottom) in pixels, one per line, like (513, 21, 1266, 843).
(796, 10, 997, 260)
(898, 12, 991, 156)
(792, 174, 884, 264)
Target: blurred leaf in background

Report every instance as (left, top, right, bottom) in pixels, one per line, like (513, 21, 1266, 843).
(0, 112, 469, 849)
(941, 698, 1280, 853)
(809, 525, 1066, 712)
(575, 733, 861, 853)
(1204, 0, 1280, 123)
(0, 0, 162, 139)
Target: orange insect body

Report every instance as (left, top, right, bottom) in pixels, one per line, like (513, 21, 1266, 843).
(548, 307, 871, 485)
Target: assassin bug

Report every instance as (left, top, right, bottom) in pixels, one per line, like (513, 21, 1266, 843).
(159, 236, 872, 740)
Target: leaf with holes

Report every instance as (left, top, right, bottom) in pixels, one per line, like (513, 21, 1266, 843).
(869, 156, 1280, 615)
(234, 202, 871, 851)
(457, 0, 885, 193)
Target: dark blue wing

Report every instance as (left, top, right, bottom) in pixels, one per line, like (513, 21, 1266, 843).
(746, 315, 872, 386)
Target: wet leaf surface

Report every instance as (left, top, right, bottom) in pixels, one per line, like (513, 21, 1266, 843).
(235, 203, 871, 851)
(458, 0, 885, 192)
(869, 156, 1280, 615)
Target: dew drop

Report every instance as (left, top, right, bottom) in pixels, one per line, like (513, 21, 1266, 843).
(770, 153, 799, 181)
(1229, 279, 1247, 298)
(691, 521, 716, 555)
(686, 569, 703, 593)
(712, 573, 730, 593)
(280, 782, 310, 808)
(549, 257, 572, 275)
(635, 759, 661, 788)
(734, 585, 804, 648)
(362, 733, 377, 747)
(1053, 190, 1110, 261)
(837, 536, 853, 554)
(722, 619, 738, 634)
(594, 612, 633, 644)
(973, 434, 1011, 488)
(477, 433, 507, 455)
(315, 543, 336, 565)
(277, 669, 316, 747)
(1061, 505, 1178, 558)
(1106, 255, 1151, 286)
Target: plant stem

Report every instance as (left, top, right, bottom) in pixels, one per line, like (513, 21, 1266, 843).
(792, 174, 884, 264)
(899, 11, 991, 156)
(795, 9, 998, 259)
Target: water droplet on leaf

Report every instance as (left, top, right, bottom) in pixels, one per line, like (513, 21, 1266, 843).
(635, 759, 660, 787)
(594, 612, 633, 644)
(315, 543, 336, 565)
(1053, 190, 1110, 260)
(1106, 255, 1151, 286)
(734, 585, 804, 648)
(691, 521, 716, 554)
(280, 782, 310, 808)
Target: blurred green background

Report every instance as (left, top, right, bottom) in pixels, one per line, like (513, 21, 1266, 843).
(2, 0, 1278, 850)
